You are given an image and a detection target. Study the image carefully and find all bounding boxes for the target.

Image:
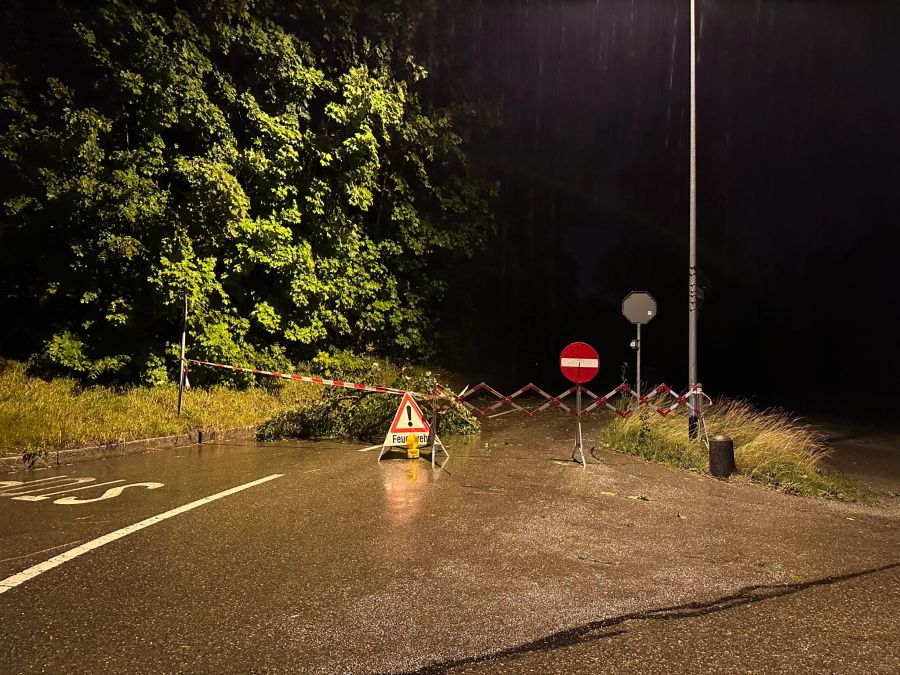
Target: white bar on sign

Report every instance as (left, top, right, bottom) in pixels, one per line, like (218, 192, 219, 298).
(560, 358, 599, 368)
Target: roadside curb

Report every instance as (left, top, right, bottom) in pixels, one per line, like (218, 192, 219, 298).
(1, 426, 257, 473)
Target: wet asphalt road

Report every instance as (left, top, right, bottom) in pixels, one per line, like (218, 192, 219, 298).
(1, 416, 898, 674)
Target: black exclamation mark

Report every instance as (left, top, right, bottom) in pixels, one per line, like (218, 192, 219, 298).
(406, 405, 413, 427)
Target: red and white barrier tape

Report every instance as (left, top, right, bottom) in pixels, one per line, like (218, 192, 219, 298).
(185, 359, 426, 398)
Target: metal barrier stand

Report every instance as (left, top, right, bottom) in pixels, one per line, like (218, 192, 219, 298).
(427, 402, 449, 469)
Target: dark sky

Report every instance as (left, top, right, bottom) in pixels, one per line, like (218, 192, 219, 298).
(430, 0, 900, 413)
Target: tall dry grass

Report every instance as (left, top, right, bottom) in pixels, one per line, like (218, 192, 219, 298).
(0, 362, 317, 457)
(600, 397, 864, 500)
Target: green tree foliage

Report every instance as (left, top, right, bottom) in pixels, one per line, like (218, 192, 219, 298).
(0, 0, 492, 383)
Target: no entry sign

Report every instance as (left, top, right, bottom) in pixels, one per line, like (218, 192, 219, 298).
(560, 342, 600, 384)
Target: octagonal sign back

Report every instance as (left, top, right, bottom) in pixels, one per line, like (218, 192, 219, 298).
(622, 291, 657, 325)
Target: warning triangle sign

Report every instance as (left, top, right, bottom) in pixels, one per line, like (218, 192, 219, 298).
(378, 392, 448, 461)
(388, 393, 431, 434)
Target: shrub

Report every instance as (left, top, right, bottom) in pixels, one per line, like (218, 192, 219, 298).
(257, 363, 479, 443)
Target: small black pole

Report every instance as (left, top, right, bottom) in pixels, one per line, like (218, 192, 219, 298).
(177, 295, 188, 416)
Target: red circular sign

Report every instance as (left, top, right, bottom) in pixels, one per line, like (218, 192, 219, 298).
(560, 342, 600, 383)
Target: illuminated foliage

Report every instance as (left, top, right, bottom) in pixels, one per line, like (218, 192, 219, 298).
(0, 0, 492, 382)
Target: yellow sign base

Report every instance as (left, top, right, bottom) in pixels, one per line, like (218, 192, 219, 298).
(406, 433, 420, 459)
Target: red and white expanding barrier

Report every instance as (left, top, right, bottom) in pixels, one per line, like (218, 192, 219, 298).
(449, 382, 707, 418)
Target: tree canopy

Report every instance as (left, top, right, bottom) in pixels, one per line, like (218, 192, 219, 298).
(0, 0, 492, 383)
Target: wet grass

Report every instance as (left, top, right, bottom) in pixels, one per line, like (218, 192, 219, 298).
(0, 361, 318, 461)
(600, 399, 868, 501)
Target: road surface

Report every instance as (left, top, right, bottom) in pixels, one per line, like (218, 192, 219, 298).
(2, 415, 898, 673)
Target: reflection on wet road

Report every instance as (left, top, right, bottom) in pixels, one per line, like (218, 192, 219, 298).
(382, 461, 429, 528)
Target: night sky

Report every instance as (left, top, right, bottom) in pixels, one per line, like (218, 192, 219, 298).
(429, 0, 900, 414)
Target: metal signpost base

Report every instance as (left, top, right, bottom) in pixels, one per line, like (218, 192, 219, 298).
(428, 436, 450, 469)
(689, 382, 705, 442)
(427, 404, 449, 468)
(572, 384, 586, 468)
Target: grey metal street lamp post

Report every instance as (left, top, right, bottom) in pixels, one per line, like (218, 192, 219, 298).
(688, 0, 700, 438)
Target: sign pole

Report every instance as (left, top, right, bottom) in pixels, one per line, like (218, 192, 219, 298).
(574, 384, 585, 468)
(177, 295, 187, 416)
(636, 323, 642, 402)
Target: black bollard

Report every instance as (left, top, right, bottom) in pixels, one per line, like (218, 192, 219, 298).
(709, 434, 736, 478)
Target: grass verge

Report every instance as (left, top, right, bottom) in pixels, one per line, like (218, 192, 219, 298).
(600, 399, 868, 501)
(0, 361, 318, 463)
(1, 354, 477, 465)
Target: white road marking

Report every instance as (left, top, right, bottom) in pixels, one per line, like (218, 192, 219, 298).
(12, 480, 125, 502)
(2, 477, 96, 496)
(53, 482, 164, 505)
(0, 476, 70, 491)
(0, 473, 284, 595)
(357, 444, 383, 452)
